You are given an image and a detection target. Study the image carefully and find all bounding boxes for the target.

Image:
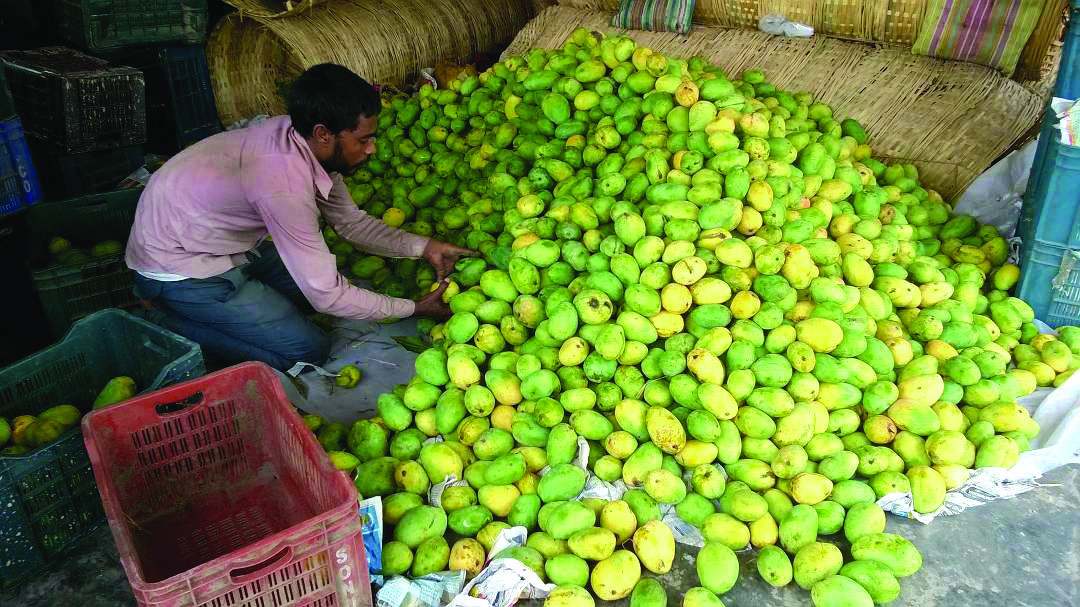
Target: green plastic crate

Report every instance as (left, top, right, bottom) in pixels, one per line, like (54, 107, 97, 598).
(25, 188, 143, 337)
(0, 308, 204, 588)
(54, 0, 209, 52)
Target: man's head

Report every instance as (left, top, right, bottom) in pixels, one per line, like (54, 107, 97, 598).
(288, 63, 381, 176)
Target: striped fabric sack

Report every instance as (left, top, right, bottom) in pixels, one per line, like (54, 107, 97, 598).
(912, 0, 1046, 76)
(612, 0, 697, 34)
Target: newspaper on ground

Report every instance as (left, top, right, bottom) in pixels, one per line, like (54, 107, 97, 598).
(444, 527, 554, 607)
(446, 558, 554, 607)
(358, 496, 385, 586)
(376, 571, 467, 607)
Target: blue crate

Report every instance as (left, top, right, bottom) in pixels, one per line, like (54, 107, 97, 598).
(0, 116, 43, 216)
(1018, 240, 1080, 327)
(0, 308, 204, 588)
(1018, 122, 1080, 251)
(1019, 106, 1058, 244)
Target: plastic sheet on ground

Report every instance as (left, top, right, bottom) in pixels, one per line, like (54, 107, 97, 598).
(758, 14, 814, 38)
(952, 138, 1037, 239)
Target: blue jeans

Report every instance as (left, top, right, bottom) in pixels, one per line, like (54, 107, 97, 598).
(133, 243, 331, 371)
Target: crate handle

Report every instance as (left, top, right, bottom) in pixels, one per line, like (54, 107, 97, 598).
(228, 545, 294, 584)
(73, 202, 112, 214)
(154, 391, 204, 416)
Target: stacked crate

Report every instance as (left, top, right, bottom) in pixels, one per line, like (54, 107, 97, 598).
(103, 45, 222, 154)
(3, 0, 216, 200)
(1, 47, 147, 200)
(1, 1, 218, 347)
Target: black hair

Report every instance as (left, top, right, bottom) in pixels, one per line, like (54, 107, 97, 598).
(287, 63, 382, 137)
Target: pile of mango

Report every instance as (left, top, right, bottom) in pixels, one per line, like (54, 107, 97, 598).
(0, 405, 82, 456)
(0, 376, 136, 457)
(47, 236, 124, 266)
(319, 29, 1080, 607)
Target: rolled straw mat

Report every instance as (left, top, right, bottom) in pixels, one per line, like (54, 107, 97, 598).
(208, 0, 537, 125)
(506, 5, 1047, 200)
(220, 0, 330, 19)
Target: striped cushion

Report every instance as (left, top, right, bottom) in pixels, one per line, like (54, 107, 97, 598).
(912, 0, 1046, 76)
(613, 0, 697, 34)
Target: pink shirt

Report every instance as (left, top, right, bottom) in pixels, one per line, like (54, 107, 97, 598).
(126, 116, 429, 320)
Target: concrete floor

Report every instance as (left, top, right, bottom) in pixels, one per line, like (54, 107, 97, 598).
(3, 318, 1079, 606)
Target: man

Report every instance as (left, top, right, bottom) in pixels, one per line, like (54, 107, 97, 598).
(126, 63, 470, 371)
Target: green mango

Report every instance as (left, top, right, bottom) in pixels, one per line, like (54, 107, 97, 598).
(813, 500, 845, 535)
(825, 479, 876, 507)
(545, 554, 590, 586)
(591, 549, 642, 601)
(643, 468, 687, 504)
(395, 505, 448, 548)
(630, 578, 667, 607)
(544, 585, 593, 607)
(779, 503, 818, 554)
(843, 502, 886, 543)
(975, 435, 1020, 469)
(696, 542, 739, 595)
(757, 544, 794, 588)
(449, 505, 494, 537)
(850, 533, 924, 577)
(412, 536, 451, 577)
(839, 560, 902, 605)
(701, 512, 750, 550)
(382, 541, 413, 576)
(539, 463, 588, 502)
(544, 501, 598, 540)
(793, 541, 844, 590)
(809, 575, 874, 607)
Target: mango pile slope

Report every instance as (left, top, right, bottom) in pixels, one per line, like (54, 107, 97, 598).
(312, 28, 1080, 607)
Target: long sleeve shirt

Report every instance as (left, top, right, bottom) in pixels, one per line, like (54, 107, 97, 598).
(125, 115, 429, 319)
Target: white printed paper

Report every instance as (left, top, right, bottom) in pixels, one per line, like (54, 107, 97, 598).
(376, 571, 466, 607)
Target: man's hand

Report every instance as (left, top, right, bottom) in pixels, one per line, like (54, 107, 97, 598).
(412, 280, 452, 318)
(423, 240, 476, 281)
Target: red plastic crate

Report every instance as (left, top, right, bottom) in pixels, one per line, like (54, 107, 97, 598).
(81, 362, 373, 607)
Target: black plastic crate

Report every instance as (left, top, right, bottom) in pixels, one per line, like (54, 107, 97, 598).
(25, 188, 143, 337)
(0, 308, 204, 588)
(0, 63, 13, 121)
(107, 45, 220, 152)
(1, 47, 146, 154)
(54, 0, 209, 52)
(29, 138, 143, 200)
